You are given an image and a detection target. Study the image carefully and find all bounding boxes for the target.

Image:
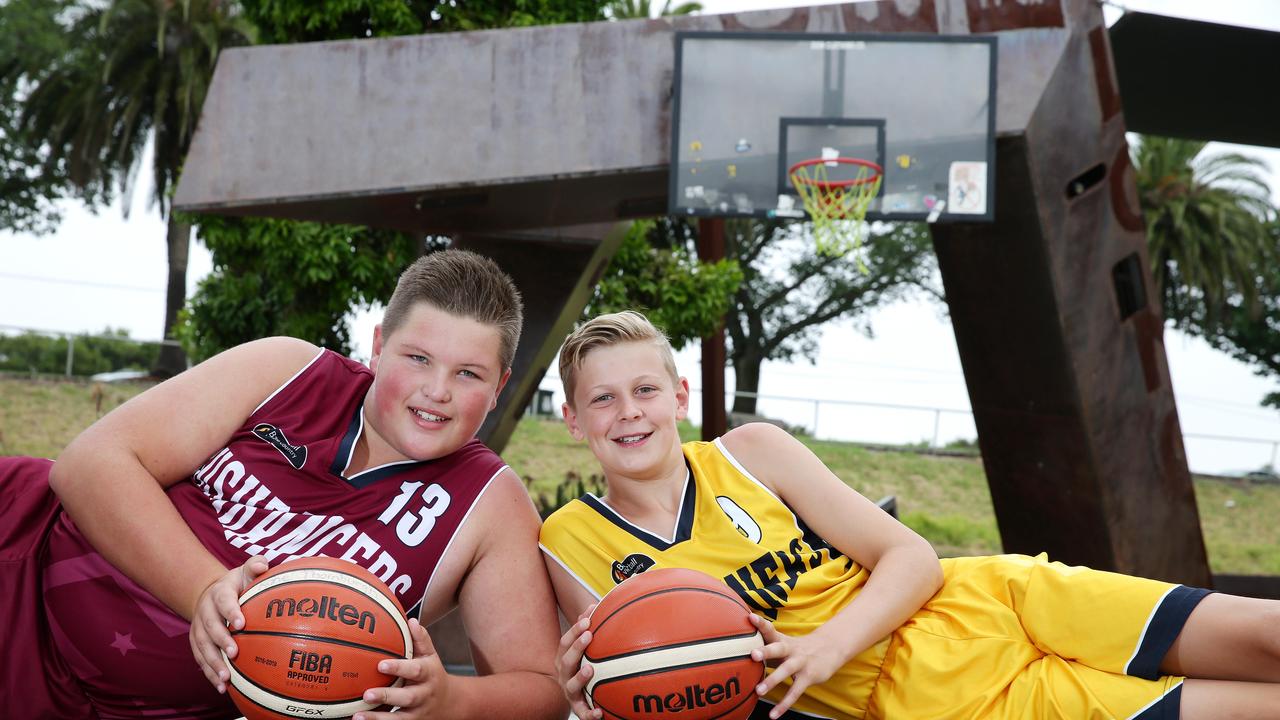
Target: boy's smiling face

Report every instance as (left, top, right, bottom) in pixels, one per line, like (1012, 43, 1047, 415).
(563, 341, 689, 481)
(365, 302, 510, 464)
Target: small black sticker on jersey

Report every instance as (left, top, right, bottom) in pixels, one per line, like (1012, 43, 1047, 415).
(252, 423, 307, 470)
(611, 553, 656, 584)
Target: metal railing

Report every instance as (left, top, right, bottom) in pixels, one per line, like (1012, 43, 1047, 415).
(678, 386, 1279, 476)
(720, 388, 973, 450)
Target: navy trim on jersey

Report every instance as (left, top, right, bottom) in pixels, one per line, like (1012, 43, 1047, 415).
(330, 404, 363, 477)
(347, 461, 430, 489)
(1126, 586, 1211, 680)
(1132, 682, 1181, 720)
(406, 598, 424, 621)
(578, 460, 697, 551)
(329, 402, 429, 488)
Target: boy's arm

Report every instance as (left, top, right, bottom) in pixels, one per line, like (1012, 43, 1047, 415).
(544, 555, 603, 720)
(543, 551, 598, 622)
(417, 468, 567, 719)
(720, 423, 943, 715)
(49, 336, 322, 620)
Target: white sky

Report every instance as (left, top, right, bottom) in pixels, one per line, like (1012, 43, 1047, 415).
(3, 0, 1280, 475)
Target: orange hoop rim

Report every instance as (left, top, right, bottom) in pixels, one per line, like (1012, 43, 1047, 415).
(789, 157, 883, 189)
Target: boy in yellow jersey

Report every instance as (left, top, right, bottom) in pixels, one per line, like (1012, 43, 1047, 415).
(539, 310, 1280, 720)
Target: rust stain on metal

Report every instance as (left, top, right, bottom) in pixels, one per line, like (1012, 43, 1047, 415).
(1160, 410, 1188, 479)
(719, 6, 810, 31)
(966, 0, 1064, 33)
(1131, 308, 1162, 393)
(1088, 25, 1122, 122)
(1109, 143, 1145, 232)
(840, 1, 937, 33)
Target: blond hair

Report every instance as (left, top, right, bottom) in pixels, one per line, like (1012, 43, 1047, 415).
(382, 249, 523, 369)
(559, 311, 678, 407)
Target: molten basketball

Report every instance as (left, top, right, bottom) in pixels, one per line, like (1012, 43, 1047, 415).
(224, 557, 412, 720)
(582, 567, 764, 720)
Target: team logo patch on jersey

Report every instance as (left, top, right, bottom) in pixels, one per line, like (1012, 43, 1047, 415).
(717, 496, 762, 543)
(611, 553, 656, 584)
(252, 423, 308, 469)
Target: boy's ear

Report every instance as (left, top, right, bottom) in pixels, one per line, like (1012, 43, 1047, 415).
(562, 401, 585, 441)
(370, 324, 386, 372)
(675, 376, 691, 421)
(490, 368, 512, 411)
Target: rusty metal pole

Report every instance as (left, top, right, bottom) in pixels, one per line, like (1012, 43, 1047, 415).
(698, 218, 728, 441)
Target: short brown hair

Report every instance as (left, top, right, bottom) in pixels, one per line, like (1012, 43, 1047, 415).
(558, 311, 678, 407)
(382, 249, 523, 369)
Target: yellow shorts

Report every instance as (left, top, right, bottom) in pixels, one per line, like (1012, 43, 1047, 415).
(863, 554, 1209, 720)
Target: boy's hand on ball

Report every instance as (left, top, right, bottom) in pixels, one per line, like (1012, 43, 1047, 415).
(556, 605, 602, 720)
(354, 617, 449, 720)
(748, 614, 843, 719)
(190, 555, 269, 694)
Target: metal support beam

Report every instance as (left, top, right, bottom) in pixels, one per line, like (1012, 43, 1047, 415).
(455, 224, 627, 453)
(929, 21, 1210, 586)
(697, 218, 727, 440)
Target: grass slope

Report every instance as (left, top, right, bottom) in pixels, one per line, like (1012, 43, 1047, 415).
(3, 376, 1276, 573)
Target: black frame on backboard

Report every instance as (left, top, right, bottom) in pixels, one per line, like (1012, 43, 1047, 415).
(776, 117, 887, 199)
(668, 30, 998, 223)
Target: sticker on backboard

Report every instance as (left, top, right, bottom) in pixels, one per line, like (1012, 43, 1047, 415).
(948, 161, 987, 215)
(771, 194, 805, 218)
(926, 200, 947, 224)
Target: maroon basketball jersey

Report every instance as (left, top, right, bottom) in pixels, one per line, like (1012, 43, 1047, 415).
(41, 349, 507, 718)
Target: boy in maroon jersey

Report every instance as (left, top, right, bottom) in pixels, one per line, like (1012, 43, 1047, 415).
(0, 250, 564, 720)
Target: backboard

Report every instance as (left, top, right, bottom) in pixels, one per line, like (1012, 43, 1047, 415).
(670, 32, 997, 222)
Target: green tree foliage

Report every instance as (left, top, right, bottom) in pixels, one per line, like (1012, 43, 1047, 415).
(1178, 219, 1280, 408)
(586, 219, 742, 350)
(1131, 136, 1280, 410)
(430, 0, 608, 31)
(239, 0, 424, 42)
(723, 220, 938, 414)
(184, 0, 611, 359)
(1132, 135, 1276, 328)
(177, 215, 423, 362)
(0, 0, 78, 235)
(0, 329, 159, 376)
(245, 0, 607, 36)
(605, 0, 701, 20)
(8, 0, 256, 375)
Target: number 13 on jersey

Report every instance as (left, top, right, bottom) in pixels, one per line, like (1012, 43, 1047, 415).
(378, 481, 452, 547)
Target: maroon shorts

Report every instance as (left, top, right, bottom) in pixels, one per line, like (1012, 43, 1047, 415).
(0, 456, 98, 718)
(2, 457, 237, 719)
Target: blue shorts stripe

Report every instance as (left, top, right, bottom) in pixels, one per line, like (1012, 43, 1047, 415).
(1131, 681, 1181, 720)
(1127, 585, 1211, 680)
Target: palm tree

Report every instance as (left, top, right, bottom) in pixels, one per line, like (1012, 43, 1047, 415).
(15, 0, 255, 375)
(606, 0, 702, 20)
(1131, 135, 1276, 329)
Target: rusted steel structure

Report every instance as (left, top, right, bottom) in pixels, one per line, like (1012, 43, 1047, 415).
(176, 0, 1229, 586)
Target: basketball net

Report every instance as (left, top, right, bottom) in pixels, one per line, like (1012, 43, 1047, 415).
(789, 157, 883, 268)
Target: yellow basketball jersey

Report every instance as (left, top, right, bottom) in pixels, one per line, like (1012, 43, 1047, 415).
(540, 439, 890, 719)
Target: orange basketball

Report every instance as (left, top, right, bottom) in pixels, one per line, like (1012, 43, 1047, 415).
(582, 568, 765, 720)
(224, 557, 412, 720)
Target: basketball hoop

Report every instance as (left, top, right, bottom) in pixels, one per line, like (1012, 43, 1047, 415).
(789, 157, 883, 263)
